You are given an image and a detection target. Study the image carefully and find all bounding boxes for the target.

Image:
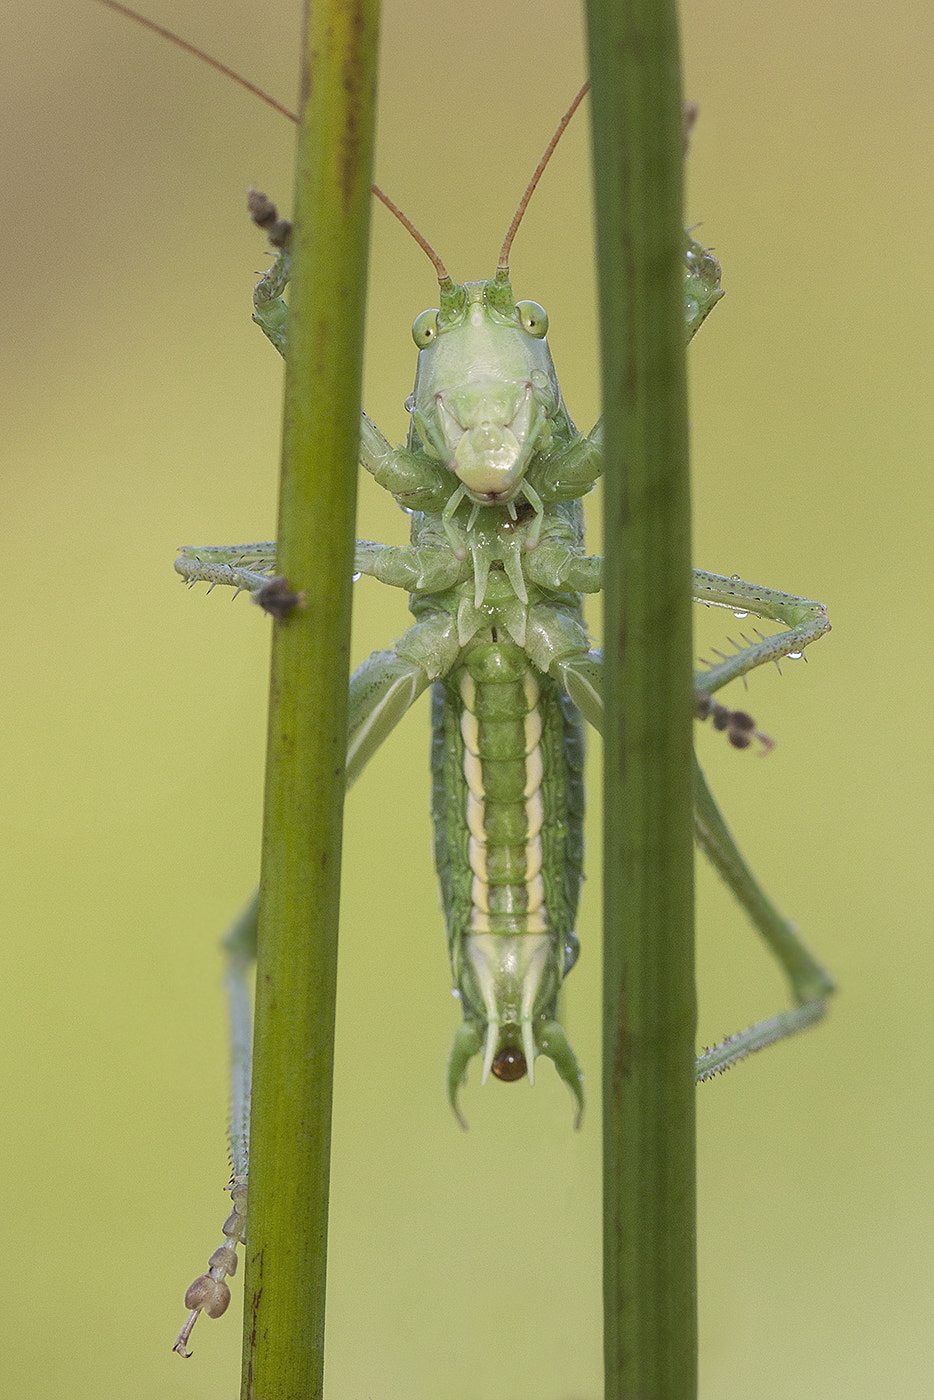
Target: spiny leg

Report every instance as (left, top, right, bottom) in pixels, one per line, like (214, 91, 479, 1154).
(531, 607, 835, 1081)
(249, 197, 454, 515)
(693, 569, 830, 693)
(174, 543, 278, 595)
(693, 758, 835, 1078)
(173, 897, 255, 1357)
(175, 539, 469, 602)
(172, 617, 458, 1351)
(534, 568, 830, 753)
(692, 569, 830, 751)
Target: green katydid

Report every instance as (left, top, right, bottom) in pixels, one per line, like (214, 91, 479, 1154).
(93, 0, 834, 1357)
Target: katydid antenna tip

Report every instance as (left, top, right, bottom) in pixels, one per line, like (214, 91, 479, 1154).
(93, 0, 298, 124)
(97, 0, 450, 279)
(497, 80, 591, 275)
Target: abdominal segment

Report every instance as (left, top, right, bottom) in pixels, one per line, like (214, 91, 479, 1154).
(431, 640, 584, 1062)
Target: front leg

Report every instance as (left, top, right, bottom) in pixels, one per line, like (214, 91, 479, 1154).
(538, 230, 723, 505)
(532, 421, 603, 504)
(250, 209, 454, 515)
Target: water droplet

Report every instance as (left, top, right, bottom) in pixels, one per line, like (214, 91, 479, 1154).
(730, 573, 741, 581)
(403, 393, 415, 413)
(451, 988, 461, 1000)
(351, 571, 361, 583)
(788, 650, 803, 659)
(530, 370, 547, 389)
(733, 610, 748, 619)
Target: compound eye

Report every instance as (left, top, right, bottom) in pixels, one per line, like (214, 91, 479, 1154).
(516, 300, 549, 338)
(412, 309, 440, 348)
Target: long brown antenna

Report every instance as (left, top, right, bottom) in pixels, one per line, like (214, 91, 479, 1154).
(497, 79, 591, 276)
(93, 0, 297, 122)
(92, 0, 451, 282)
(369, 189, 451, 284)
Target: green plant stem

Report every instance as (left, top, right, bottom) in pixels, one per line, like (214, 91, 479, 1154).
(585, 1, 697, 1397)
(239, 1, 380, 1396)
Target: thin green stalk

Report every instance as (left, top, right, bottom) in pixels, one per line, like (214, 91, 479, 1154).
(585, 2, 697, 1397)
(240, 1, 380, 1397)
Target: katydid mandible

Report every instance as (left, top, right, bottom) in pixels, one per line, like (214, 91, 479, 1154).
(93, 0, 835, 1356)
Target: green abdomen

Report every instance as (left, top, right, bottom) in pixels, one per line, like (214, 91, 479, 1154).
(431, 640, 584, 987)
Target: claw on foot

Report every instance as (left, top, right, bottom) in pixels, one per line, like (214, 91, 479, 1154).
(173, 1178, 247, 1358)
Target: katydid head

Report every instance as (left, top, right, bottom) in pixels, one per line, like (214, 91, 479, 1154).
(400, 81, 590, 509)
(408, 277, 561, 505)
(95, 3, 586, 513)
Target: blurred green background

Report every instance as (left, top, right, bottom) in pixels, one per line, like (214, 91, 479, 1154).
(2, 0, 932, 1396)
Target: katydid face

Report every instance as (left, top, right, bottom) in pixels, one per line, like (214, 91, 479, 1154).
(410, 280, 562, 504)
